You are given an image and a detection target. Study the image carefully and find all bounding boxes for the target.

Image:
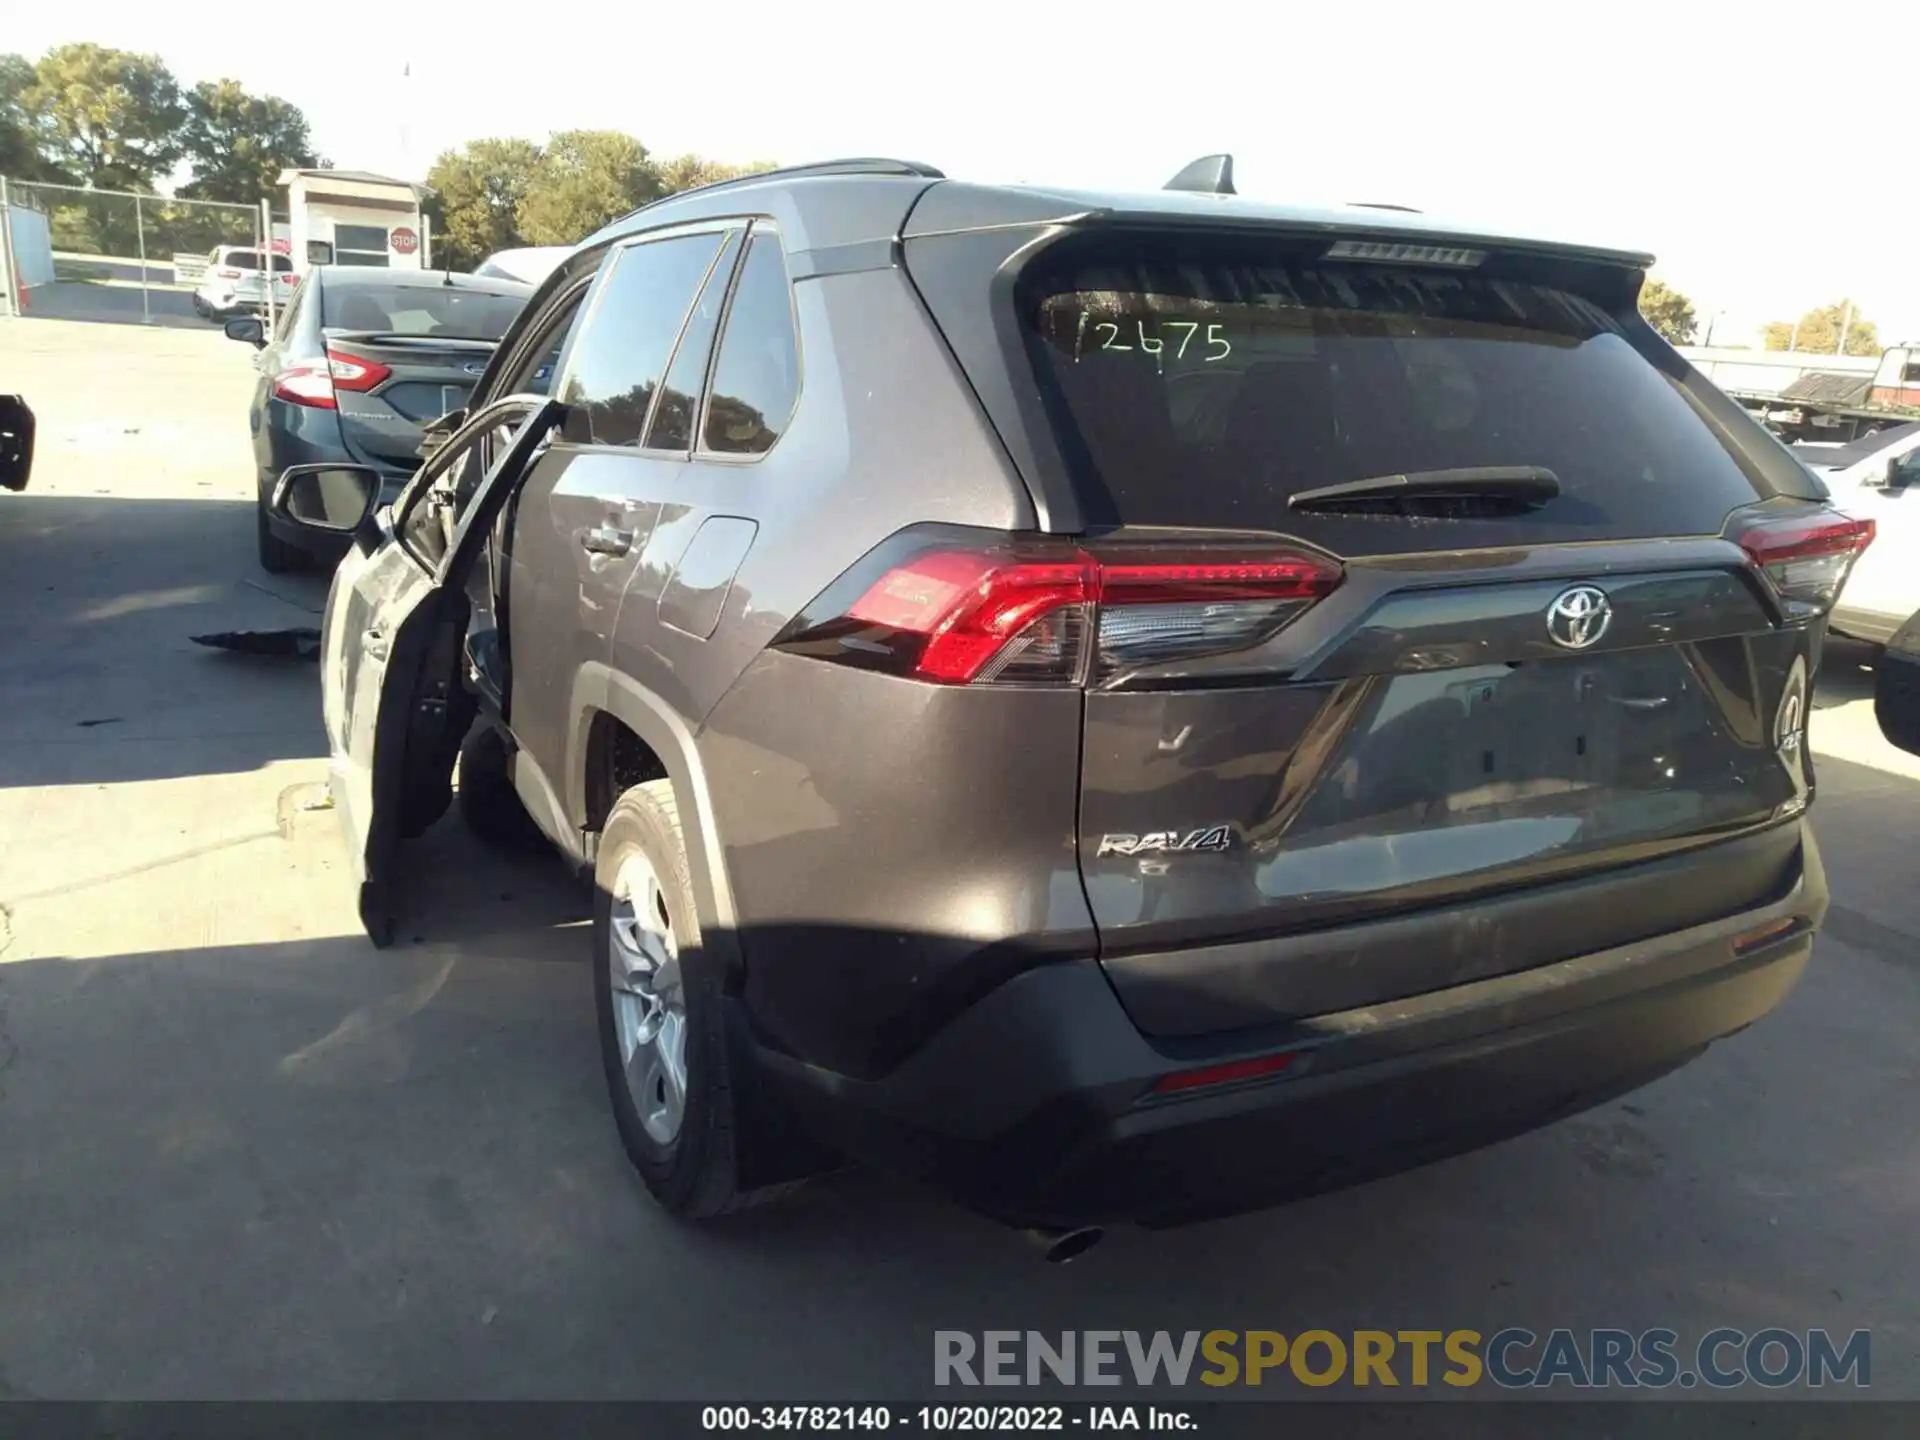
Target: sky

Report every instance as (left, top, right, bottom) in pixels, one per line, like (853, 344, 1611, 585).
(14, 0, 1920, 344)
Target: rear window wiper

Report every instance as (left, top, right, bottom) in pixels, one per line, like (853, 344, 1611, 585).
(1289, 466, 1561, 514)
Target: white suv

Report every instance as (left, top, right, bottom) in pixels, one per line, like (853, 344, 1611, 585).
(193, 246, 298, 319)
(1795, 422, 1920, 646)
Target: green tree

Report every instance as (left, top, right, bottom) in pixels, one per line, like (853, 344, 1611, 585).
(177, 79, 318, 204)
(1, 52, 72, 181)
(25, 43, 184, 190)
(516, 129, 659, 246)
(653, 153, 777, 196)
(424, 137, 543, 270)
(1764, 300, 1882, 357)
(1638, 277, 1697, 345)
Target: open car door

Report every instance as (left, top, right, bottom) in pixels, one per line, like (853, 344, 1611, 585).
(321, 393, 563, 943)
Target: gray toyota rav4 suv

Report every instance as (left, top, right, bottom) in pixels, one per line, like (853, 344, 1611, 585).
(272, 156, 1866, 1243)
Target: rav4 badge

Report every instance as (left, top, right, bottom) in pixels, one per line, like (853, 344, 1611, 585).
(1097, 827, 1233, 858)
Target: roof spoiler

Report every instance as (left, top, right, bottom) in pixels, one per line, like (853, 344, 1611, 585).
(1164, 154, 1235, 196)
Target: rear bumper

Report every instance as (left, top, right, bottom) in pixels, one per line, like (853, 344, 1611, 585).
(752, 822, 1827, 1229)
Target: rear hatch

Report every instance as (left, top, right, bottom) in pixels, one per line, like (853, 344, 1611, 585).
(318, 282, 527, 473)
(906, 219, 1868, 1034)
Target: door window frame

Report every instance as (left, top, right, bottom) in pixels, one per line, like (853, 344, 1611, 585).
(692, 220, 804, 467)
(390, 394, 561, 577)
(551, 218, 751, 458)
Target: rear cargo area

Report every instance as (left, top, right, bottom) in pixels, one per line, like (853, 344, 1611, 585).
(906, 220, 1846, 1034)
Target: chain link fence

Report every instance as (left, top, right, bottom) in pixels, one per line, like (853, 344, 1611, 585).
(1, 178, 270, 328)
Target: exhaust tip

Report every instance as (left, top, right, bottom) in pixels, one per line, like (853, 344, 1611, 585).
(1028, 1226, 1106, 1264)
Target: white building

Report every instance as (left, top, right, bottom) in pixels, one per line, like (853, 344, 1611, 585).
(276, 168, 432, 275)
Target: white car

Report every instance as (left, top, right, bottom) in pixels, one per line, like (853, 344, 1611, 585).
(1794, 422, 1920, 646)
(192, 245, 298, 319)
(472, 246, 571, 285)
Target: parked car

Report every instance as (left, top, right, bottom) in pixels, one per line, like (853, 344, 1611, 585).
(227, 266, 532, 572)
(1792, 421, 1920, 646)
(193, 245, 298, 319)
(1875, 606, 1920, 756)
(0, 395, 33, 491)
(473, 246, 571, 285)
(267, 156, 1861, 1246)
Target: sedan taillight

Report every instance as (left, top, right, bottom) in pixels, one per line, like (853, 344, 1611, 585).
(774, 528, 1341, 686)
(271, 358, 336, 409)
(325, 349, 392, 393)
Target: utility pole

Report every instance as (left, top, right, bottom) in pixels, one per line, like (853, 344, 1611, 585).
(135, 192, 151, 324)
(1836, 300, 1854, 357)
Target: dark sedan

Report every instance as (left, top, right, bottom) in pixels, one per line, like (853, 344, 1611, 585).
(227, 267, 533, 572)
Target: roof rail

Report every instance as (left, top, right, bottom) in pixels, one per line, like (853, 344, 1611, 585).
(601, 157, 945, 233)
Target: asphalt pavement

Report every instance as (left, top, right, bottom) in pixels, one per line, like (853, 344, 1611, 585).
(0, 318, 1915, 1404)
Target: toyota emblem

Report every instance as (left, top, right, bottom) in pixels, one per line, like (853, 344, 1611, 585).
(1545, 585, 1612, 650)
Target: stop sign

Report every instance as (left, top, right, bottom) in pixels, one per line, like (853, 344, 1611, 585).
(390, 227, 419, 255)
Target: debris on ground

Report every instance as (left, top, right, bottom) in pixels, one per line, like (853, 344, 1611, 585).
(191, 628, 322, 661)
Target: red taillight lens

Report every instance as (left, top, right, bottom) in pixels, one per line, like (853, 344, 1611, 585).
(271, 357, 337, 409)
(847, 551, 1093, 684)
(780, 532, 1342, 686)
(1738, 510, 1875, 616)
(325, 349, 392, 393)
(217, 268, 241, 278)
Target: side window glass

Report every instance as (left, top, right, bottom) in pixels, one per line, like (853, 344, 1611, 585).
(644, 231, 742, 451)
(702, 231, 800, 456)
(513, 290, 588, 398)
(560, 233, 726, 447)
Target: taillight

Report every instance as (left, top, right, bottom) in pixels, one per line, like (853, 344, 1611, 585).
(271, 357, 336, 409)
(325, 349, 391, 393)
(776, 530, 1341, 686)
(217, 267, 241, 279)
(1738, 509, 1875, 618)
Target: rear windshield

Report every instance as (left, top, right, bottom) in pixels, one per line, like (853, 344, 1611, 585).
(320, 285, 525, 341)
(1021, 234, 1804, 541)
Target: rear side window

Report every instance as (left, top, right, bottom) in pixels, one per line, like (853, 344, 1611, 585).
(1021, 233, 1797, 542)
(225, 250, 262, 272)
(645, 231, 742, 451)
(562, 232, 727, 448)
(702, 232, 799, 456)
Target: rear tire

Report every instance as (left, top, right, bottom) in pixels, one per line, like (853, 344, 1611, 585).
(456, 726, 546, 852)
(256, 494, 307, 574)
(593, 780, 794, 1218)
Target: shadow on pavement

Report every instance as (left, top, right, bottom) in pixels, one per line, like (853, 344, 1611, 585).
(1814, 637, 1880, 711)
(1, 753, 1916, 1400)
(19, 283, 211, 331)
(0, 492, 331, 786)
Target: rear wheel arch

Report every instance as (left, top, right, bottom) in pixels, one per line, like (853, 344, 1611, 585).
(577, 665, 743, 974)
